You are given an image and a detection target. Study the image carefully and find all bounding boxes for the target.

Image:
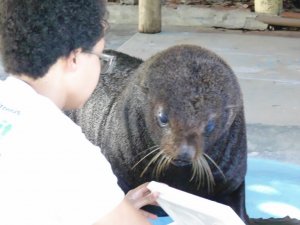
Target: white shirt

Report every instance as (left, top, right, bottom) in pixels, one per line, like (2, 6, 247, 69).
(0, 76, 124, 225)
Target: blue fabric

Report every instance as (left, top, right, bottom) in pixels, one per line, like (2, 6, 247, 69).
(149, 157, 300, 225)
(149, 217, 173, 225)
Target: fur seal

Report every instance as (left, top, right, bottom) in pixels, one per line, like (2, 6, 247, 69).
(65, 45, 249, 224)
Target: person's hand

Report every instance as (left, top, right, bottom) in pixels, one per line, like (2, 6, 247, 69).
(125, 182, 159, 219)
(94, 198, 152, 225)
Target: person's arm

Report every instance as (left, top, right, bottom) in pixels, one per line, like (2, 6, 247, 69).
(94, 198, 152, 225)
(94, 182, 158, 225)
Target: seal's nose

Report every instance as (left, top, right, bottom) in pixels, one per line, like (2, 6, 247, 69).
(178, 143, 195, 161)
(171, 144, 195, 167)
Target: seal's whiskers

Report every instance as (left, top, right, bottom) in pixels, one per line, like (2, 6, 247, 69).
(131, 146, 160, 170)
(200, 156, 215, 192)
(154, 154, 172, 179)
(191, 159, 202, 185)
(140, 150, 164, 177)
(190, 155, 215, 192)
(133, 145, 160, 158)
(203, 153, 226, 181)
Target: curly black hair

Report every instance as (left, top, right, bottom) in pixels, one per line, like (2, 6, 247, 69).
(0, 0, 107, 78)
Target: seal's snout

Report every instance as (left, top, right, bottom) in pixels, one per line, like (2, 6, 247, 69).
(172, 143, 195, 167)
(179, 143, 195, 160)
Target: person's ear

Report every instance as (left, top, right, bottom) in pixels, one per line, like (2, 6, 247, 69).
(66, 48, 82, 72)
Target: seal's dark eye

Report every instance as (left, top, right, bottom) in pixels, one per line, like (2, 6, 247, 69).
(157, 112, 169, 127)
(204, 120, 215, 135)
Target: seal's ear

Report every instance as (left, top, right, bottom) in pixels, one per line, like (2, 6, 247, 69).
(139, 75, 149, 94)
(140, 84, 149, 94)
(224, 104, 242, 130)
(134, 84, 148, 99)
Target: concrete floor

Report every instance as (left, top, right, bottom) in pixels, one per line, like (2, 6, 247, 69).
(106, 24, 300, 166)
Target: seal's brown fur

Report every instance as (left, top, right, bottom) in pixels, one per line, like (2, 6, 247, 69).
(65, 45, 249, 223)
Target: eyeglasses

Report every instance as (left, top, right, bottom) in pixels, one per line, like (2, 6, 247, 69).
(85, 51, 115, 74)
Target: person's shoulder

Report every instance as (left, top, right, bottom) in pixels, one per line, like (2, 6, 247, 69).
(0, 76, 95, 151)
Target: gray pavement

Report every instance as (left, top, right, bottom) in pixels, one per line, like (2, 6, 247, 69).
(106, 24, 300, 166)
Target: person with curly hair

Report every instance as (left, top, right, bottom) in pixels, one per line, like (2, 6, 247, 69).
(0, 1, 158, 225)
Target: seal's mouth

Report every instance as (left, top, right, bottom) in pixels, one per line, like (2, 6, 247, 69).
(171, 159, 192, 167)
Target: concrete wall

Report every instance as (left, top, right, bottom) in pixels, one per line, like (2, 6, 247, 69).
(110, 0, 250, 4)
(107, 4, 268, 30)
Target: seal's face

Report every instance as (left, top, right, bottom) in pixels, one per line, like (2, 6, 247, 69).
(137, 45, 243, 187)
